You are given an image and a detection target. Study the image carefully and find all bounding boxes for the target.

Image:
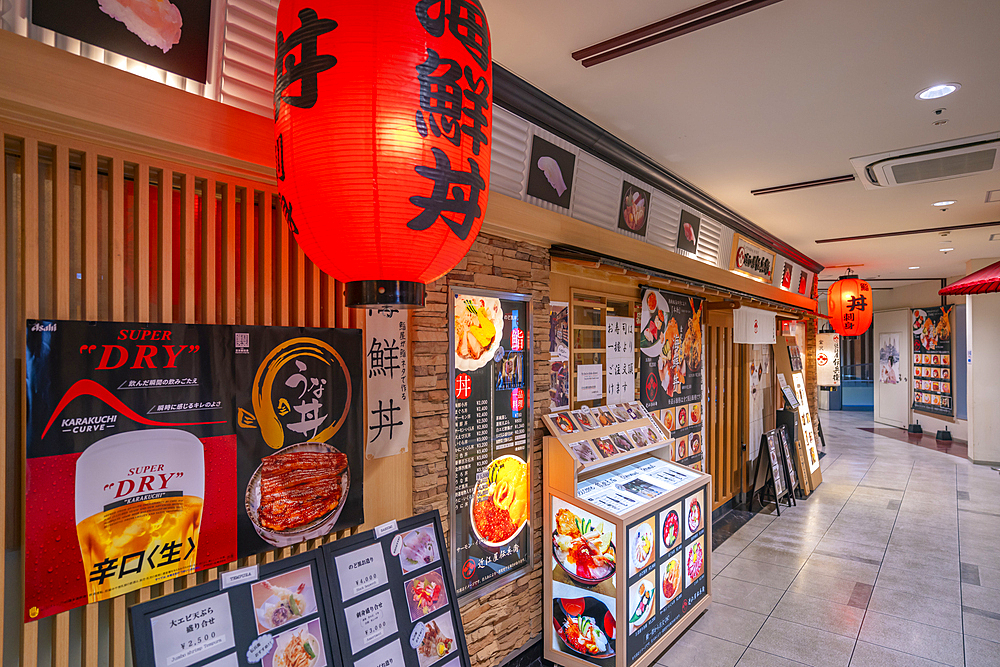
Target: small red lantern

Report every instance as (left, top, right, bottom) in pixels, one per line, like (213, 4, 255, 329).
(828, 271, 872, 336)
(274, 0, 492, 307)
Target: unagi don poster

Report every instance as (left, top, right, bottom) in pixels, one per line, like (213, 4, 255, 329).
(24, 320, 363, 621)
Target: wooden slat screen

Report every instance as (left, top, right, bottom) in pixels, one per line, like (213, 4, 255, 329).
(2, 122, 360, 666)
(705, 320, 745, 510)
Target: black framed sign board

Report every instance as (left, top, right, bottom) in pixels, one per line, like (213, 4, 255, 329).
(130, 512, 471, 667)
(449, 288, 534, 601)
(777, 426, 799, 497)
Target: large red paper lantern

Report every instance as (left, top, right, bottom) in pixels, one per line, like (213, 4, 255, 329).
(274, 0, 492, 307)
(828, 272, 872, 336)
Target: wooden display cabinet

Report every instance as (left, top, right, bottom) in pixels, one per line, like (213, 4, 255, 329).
(541, 406, 712, 667)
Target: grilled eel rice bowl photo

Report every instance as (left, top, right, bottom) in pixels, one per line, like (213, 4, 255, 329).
(246, 442, 350, 547)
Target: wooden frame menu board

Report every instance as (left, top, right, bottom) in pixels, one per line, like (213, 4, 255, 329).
(130, 512, 470, 667)
(542, 408, 712, 667)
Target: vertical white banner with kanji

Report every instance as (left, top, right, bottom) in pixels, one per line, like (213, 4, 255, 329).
(365, 307, 410, 459)
(605, 316, 635, 404)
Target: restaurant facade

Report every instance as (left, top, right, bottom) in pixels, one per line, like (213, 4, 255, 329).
(0, 18, 826, 667)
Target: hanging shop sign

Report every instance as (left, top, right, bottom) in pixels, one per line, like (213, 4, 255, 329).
(816, 333, 841, 387)
(828, 273, 873, 336)
(878, 333, 900, 385)
(733, 307, 776, 345)
(729, 234, 775, 283)
(449, 289, 533, 599)
(24, 320, 363, 621)
(605, 316, 636, 404)
(130, 511, 473, 667)
(638, 288, 704, 469)
(275, 0, 492, 307)
(549, 301, 570, 409)
(365, 307, 411, 458)
(911, 307, 953, 415)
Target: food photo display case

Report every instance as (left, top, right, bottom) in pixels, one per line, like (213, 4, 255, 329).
(542, 404, 712, 667)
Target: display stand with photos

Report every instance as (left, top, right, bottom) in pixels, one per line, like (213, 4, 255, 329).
(774, 334, 822, 493)
(542, 403, 712, 667)
(130, 512, 471, 667)
(750, 430, 794, 514)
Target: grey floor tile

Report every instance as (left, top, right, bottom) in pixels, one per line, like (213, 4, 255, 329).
(814, 537, 886, 563)
(857, 612, 963, 667)
(716, 556, 800, 590)
(710, 575, 786, 615)
(965, 635, 1000, 667)
(977, 563, 1000, 591)
(849, 641, 952, 667)
(874, 565, 961, 605)
(770, 590, 865, 637)
(800, 553, 880, 585)
(739, 544, 812, 570)
(880, 550, 960, 581)
(715, 536, 755, 557)
(866, 585, 963, 632)
(788, 571, 860, 606)
(690, 602, 768, 646)
(749, 617, 855, 667)
(712, 551, 735, 575)
(964, 582, 1000, 614)
(963, 608, 1000, 643)
(736, 648, 811, 667)
(655, 629, 745, 667)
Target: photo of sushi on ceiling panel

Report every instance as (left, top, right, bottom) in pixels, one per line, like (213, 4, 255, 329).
(32, 0, 213, 82)
(675, 210, 701, 255)
(526, 135, 577, 210)
(618, 181, 651, 237)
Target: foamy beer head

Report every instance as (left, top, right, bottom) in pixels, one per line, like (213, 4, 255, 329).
(75, 429, 205, 602)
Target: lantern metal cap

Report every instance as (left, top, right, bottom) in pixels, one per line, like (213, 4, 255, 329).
(346, 280, 426, 308)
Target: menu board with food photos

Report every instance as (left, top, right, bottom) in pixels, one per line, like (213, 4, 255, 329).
(624, 486, 708, 663)
(449, 289, 533, 600)
(911, 307, 953, 416)
(543, 402, 671, 468)
(638, 288, 704, 472)
(131, 512, 470, 667)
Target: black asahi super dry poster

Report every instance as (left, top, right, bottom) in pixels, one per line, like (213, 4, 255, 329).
(450, 289, 532, 598)
(25, 320, 363, 621)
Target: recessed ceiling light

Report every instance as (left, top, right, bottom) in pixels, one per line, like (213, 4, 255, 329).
(916, 83, 961, 100)
(939, 247, 954, 252)
(933, 200, 956, 207)
(909, 266, 920, 269)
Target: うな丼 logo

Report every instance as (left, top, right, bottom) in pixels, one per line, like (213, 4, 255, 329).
(238, 338, 352, 449)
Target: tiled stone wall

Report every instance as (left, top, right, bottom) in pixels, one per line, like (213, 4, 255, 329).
(411, 233, 550, 667)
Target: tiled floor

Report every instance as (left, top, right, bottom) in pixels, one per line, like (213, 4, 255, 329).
(655, 410, 1000, 667)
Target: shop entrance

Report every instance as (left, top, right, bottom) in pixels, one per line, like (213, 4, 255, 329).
(874, 309, 911, 428)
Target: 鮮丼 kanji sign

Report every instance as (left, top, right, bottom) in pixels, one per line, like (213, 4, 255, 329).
(365, 306, 411, 458)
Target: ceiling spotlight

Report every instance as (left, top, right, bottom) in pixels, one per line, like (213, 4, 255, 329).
(939, 247, 954, 252)
(916, 83, 961, 100)
(933, 200, 956, 207)
(909, 266, 920, 269)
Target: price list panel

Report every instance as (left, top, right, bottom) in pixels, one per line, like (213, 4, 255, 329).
(449, 289, 533, 599)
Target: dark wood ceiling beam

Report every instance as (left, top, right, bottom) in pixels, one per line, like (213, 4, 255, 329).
(576, 0, 786, 68)
(815, 220, 1000, 244)
(751, 174, 856, 196)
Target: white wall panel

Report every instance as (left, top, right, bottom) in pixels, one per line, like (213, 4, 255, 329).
(573, 152, 622, 230)
(489, 107, 530, 200)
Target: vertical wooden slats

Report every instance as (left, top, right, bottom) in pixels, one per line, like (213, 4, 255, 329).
(0, 127, 8, 667)
(159, 168, 173, 323)
(4, 127, 353, 667)
(180, 173, 196, 323)
(222, 183, 236, 324)
(21, 136, 40, 667)
(135, 162, 150, 321)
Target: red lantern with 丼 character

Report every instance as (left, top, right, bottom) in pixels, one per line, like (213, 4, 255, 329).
(828, 272, 872, 336)
(274, 0, 492, 307)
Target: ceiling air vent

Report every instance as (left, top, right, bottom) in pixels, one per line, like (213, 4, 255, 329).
(850, 132, 1000, 190)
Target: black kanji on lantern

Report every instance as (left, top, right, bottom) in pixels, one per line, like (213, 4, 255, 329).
(408, 147, 484, 240)
(274, 9, 338, 121)
(414, 50, 490, 155)
(847, 295, 867, 312)
(415, 48, 463, 145)
(461, 66, 489, 155)
(415, 0, 490, 71)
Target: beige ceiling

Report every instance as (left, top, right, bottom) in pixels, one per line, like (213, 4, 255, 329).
(484, 0, 1000, 284)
